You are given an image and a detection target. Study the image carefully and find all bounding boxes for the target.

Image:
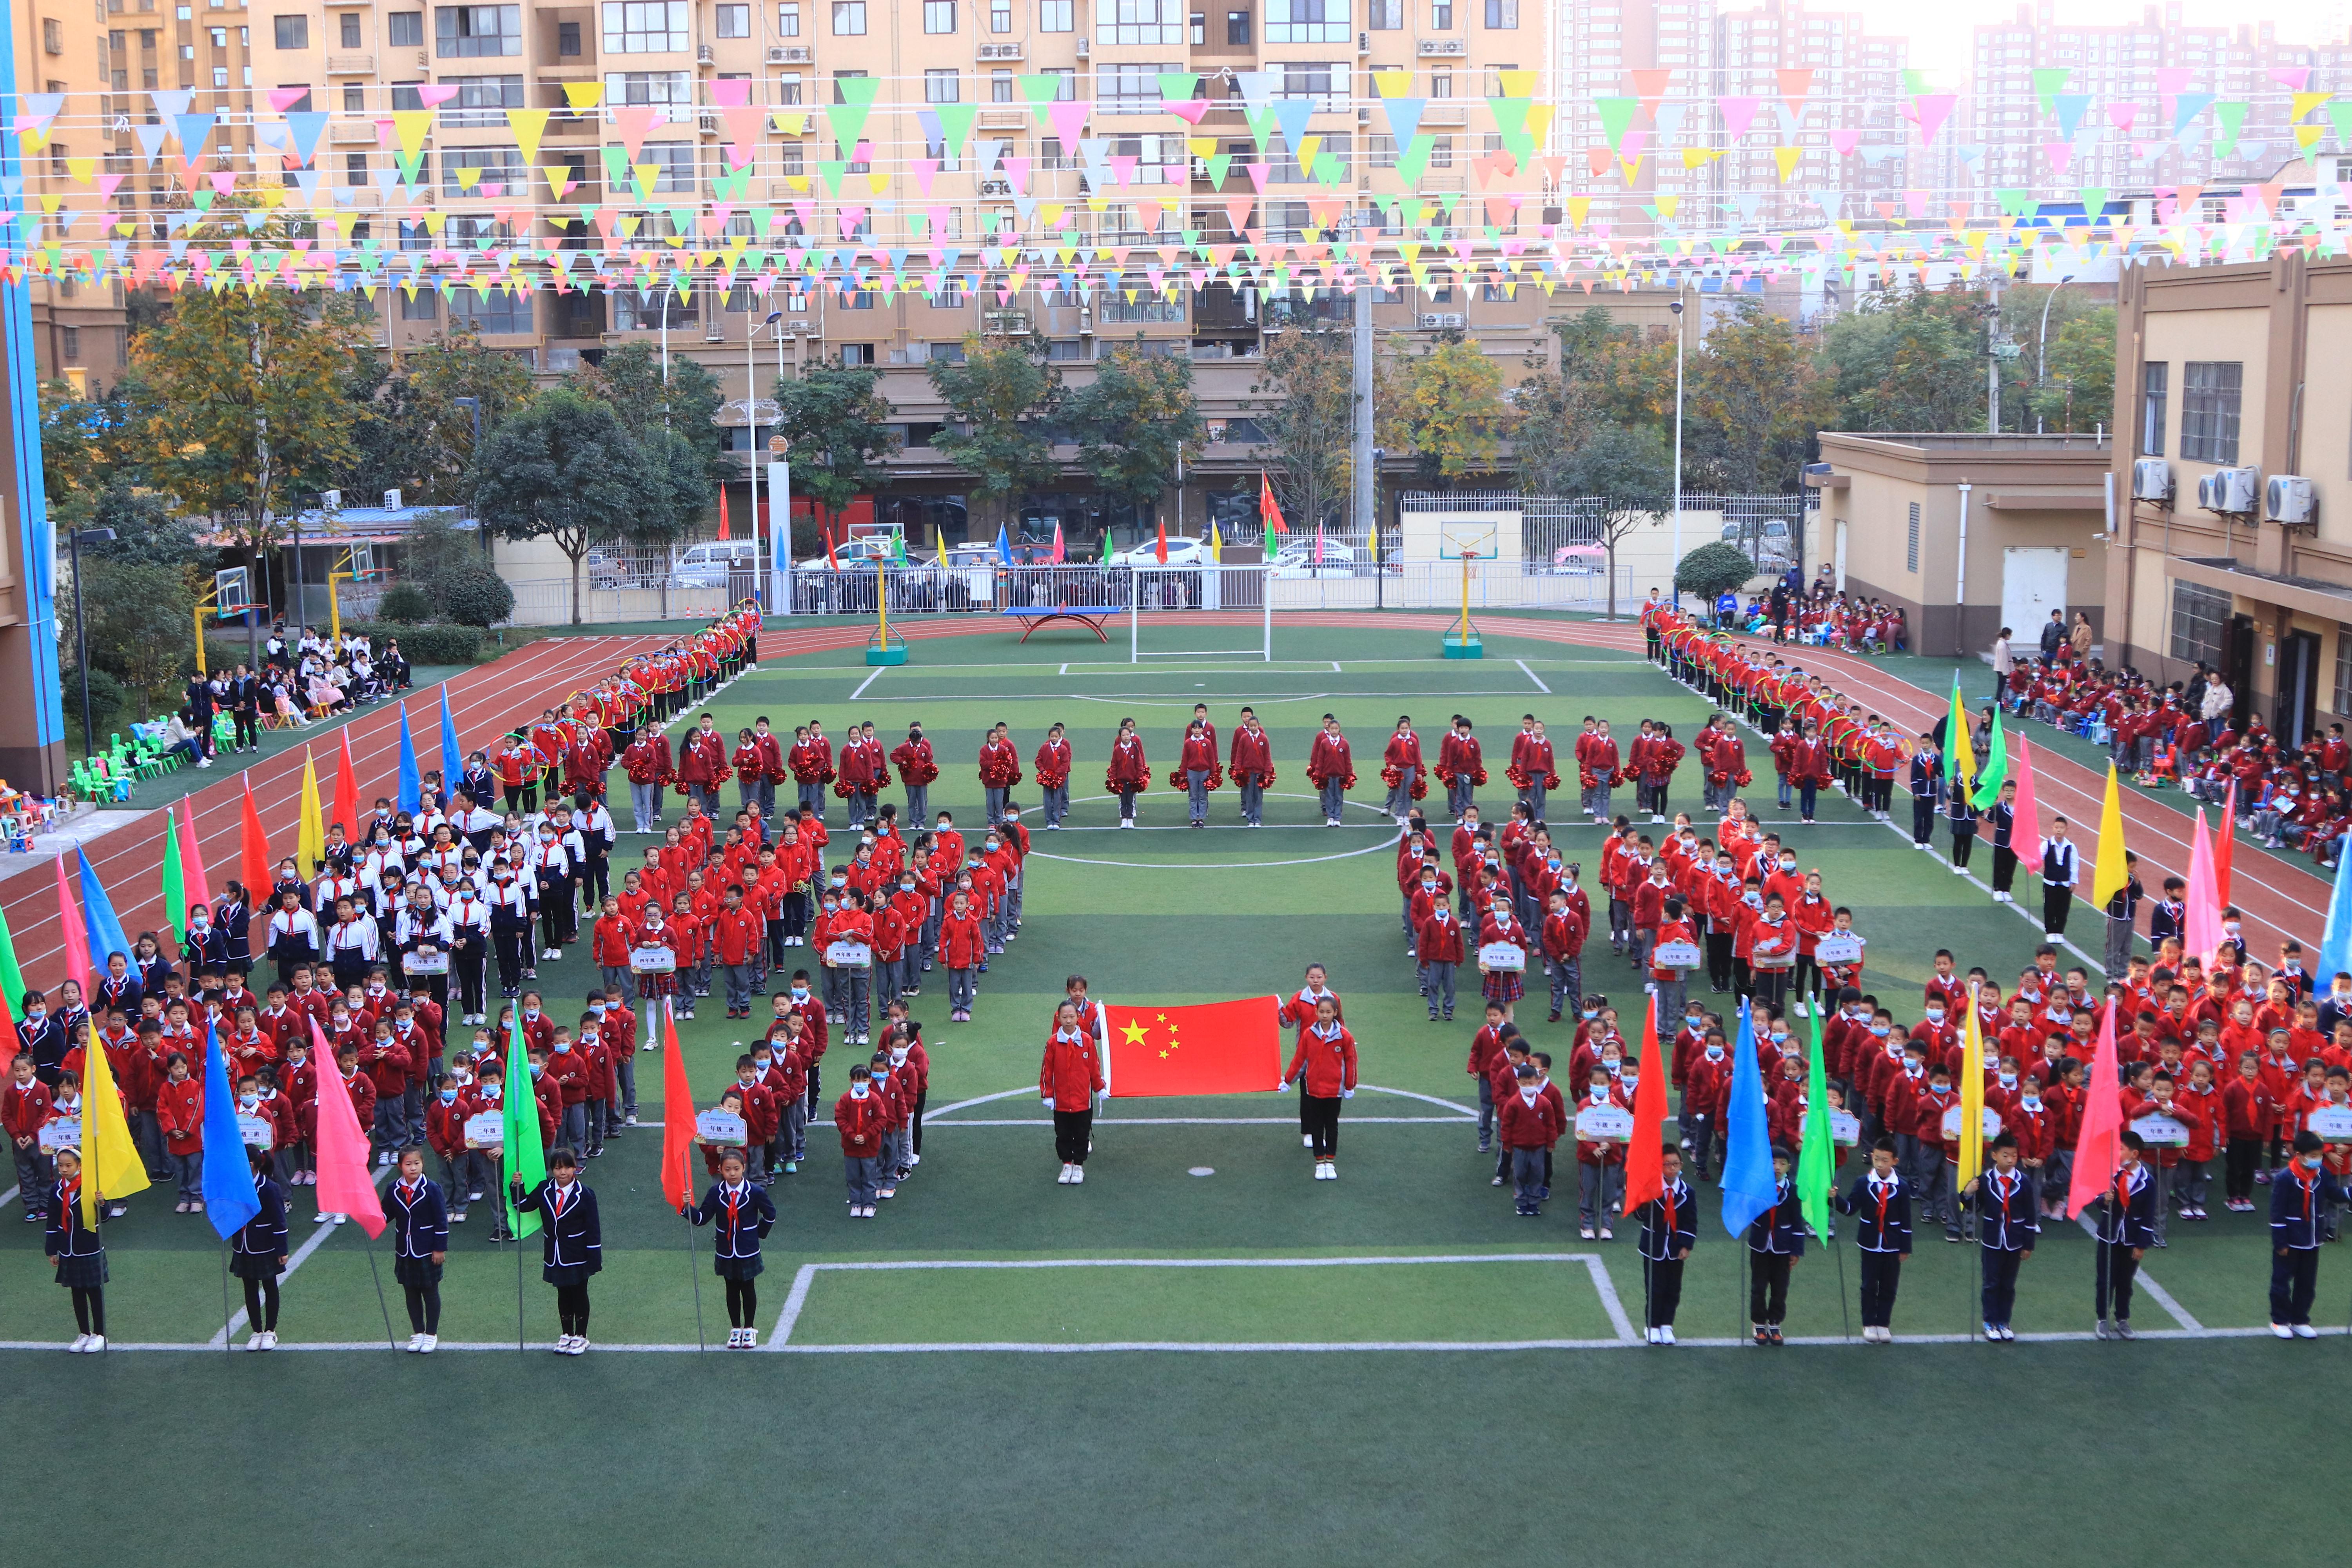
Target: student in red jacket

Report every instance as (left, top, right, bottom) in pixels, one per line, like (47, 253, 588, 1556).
(1381, 715, 1426, 824)
(1416, 897, 1467, 1024)
(1500, 1062, 1566, 1216)
(1042, 1000, 1107, 1185)
(1105, 719, 1151, 828)
(1307, 714, 1356, 827)
(1229, 708, 1276, 828)
(155, 1051, 206, 1211)
(5, 1054, 55, 1221)
(1283, 997, 1358, 1179)
(836, 1063, 889, 1217)
(939, 892, 985, 1023)
(2223, 1049, 2276, 1211)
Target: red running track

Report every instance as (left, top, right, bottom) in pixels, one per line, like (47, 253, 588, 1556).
(0, 633, 670, 984)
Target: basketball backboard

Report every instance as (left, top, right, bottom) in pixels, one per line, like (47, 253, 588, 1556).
(213, 566, 259, 615)
(1440, 521, 1498, 560)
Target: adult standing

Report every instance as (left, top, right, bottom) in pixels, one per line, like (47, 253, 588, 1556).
(227, 663, 263, 754)
(2037, 609, 2066, 662)
(1989, 626, 2014, 706)
(2069, 612, 2094, 662)
(184, 669, 218, 766)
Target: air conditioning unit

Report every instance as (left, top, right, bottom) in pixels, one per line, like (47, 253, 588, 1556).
(787, 316, 811, 331)
(1075, 35, 1089, 57)
(1358, 29, 1369, 53)
(2267, 473, 2317, 526)
(977, 42, 1023, 60)
(1417, 312, 1464, 329)
(1078, 307, 1094, 334)
(697, 110, 720, 134)
(766, 44, 812, 63)
(383, 488, 403, 510)
(320, 490, 343, 511)
(978, 177, 1011, 195)
(696, 44, 715, 64)
(2131, 456, 2172, 502)
(2197, 465, 2259, 514)
(1417, 37, 1466, 56)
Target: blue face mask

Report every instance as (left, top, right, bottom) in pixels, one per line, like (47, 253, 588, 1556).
(553, 1042, 570, 1055)
(439, 1089, 458, 1104)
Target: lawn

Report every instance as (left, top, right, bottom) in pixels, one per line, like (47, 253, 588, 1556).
(11, 619, 2346, 1564)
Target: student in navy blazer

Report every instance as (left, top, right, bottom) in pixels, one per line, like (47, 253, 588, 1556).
(1744, 1147, 1806, 1345)
(1964, 1132, 2039, 1342)
(389, 1146, 450, 1351)
(1834, 1137, 1913, 1342)
(1633, 1145, 1697, 1344)
(46, 1149, 109, 1351)
(683, 1146, 778, 1348)
(512, 1145, 602, 1354)
(231, 1145, 291, 1350)
(2090, 1131, 2160, 1339)
(2269, 1130, 2352, 1337)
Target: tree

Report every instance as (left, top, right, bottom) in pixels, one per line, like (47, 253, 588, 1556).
(127, 286, 370, 593)
(2029, 305, 2116, 434)
(771, 365, 896, 557)
(1375, 336, 1508, 484)
(83, 480, 206, 567)
(472, 388, 653, 624)
(573, 343, 733, 492)
(1683, 304, 1825, 493)
(395, 509, 511, 626)
(62, 556, 200, 711)
(635, 423, 717, 548)
(1068, 342, 1203, 530)
(1817, 289, 1996, 434)
(928, 332, 1063, 542)
(1675, 540, 1762, 603)
(1249, 325, 1354, 537)
(1548, 419, 1671, 621)
(392, 327, 537, 505)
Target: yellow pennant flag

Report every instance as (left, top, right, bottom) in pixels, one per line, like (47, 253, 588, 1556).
(1957, 995, 1987, 1191)
(1210, 521, 1223, 564)
(79, 1022, 151, 1225)
(506, 107, 550, 163)
(298, 748, 326, 872)
(2090, 760, 2131, 911)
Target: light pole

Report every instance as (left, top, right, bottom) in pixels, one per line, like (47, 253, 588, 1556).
(2034, 274, 2076, 434)
(67, 526, 116, 759)
(755, 310, 780, 608)
(1670, 289, 1686, 607)
(454, 394, 485, 554)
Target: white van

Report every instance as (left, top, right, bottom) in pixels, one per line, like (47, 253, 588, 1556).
(673, 539, 762, 587)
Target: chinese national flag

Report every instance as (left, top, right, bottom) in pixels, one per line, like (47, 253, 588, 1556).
(1103, 997, 1284, 1098)
(1259, 470, 1288, 536)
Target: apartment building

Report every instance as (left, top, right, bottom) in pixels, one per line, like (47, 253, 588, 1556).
(34, 0, 1552, 546)
(14, 0, 132, 393)
(2105, 252, 2352, 747)
(1708, 0, 1906, 231)
(1967, 4, 2352, 205)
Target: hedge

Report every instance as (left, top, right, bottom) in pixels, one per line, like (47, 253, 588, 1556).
(203, 621, 487, 671)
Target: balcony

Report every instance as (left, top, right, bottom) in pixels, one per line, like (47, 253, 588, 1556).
(1419, 102, 1468, 125)
(326, 52, 376, 73)
(978, 107, 1027, 130)
(329, 120, 376, 143)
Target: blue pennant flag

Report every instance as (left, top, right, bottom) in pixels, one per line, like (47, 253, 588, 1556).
(76, 847, 131, 970)
(396, 701, 421, 813)
(200, 1019, 262, 1239)
(1718, 999, 1778, 1236)
(439, 682, 463, 787)
(2322, 843, 2352, 985)
(994, 522, 1013, 566)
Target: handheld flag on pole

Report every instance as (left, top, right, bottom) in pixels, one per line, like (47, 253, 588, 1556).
(332, 728, 361, 842)
(297, 748, 327, 875)
(1154, 519, 1169, 565)
(1944, 675, 1976, 783)
(239, 770, 273, 895)
(716, 483, 732, 540)
(1259, 470, 1288, 536)
(2089, 761, 2131, 912)
(1051, 520, 1066, 563)
(2008, 731, 2043, 854)
(2214, 780, 2236, 911)
(1719, 1000, 1777, 1235)
(439, 683, 463, 785)
(2185, 808, 2223, 964)
(1622, 995, 1670, 1212)
(77, 848, 131, 972)
(2064, 1000, 2126, 1219)
(161, 809, 186, 947)
(501, 1013, 547, 1238)
(395, 702, 422, 814)
(1957, 991, 1988, 1190)
(177, 795, 212, 908)
(1210, 520, 1223, 564)
(53, 855, 91, 994)
(1795, 1004, 1835, 1239)
(2321, 833, 2352, 983)
(308, 1019, 386, 1237)
(995, 522, 1014, 566)
(200, 1020, 262, 1240)
(1100, 530, 1114, 564)
(0, 895, 25, 1015)
(80, 1021, 151, 1225)
(659, 1005, 697, 1208)
(1969, 706, 2009, 810)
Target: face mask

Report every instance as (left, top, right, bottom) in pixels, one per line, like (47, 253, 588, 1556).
(439, 1089, 458, 1105)
(890, 1048, 908, 1065)
(2303, 1154, 2324, 1171)
(1904, 1062, 1924, 1079)
(1620, 1075, 1639, 1093)
(1998, 1073, 2017, 1089)
(523, 1007, 539, 1021)
(1771, 1030, 1788, 1044)
(553, 1042, 571, 1055)
(24, 1009, 42, 1024)
(791, 985, 809, 1000)
(738, 1078, 756, 1092)
(1780, 858, 1796, 872)
(901, 882, 916, 894)
(1871, 1024, 1891, 1039)
(831, 876, 848, 888)
(1705, 1045, 1724, 1060)
(239, 1093, 259, 1110)
(1581, 1008, 1598, 1020)
(1925, 1008, 1944, 1024)
(850, 1083, 869, 1099)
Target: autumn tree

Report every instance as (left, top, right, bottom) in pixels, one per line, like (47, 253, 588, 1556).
(1541, 419, 1671, 621)
(1683, 304, 1825, 492)
(1067, 340, 1204, 530)
(928, 332, 1063, 541)
(1375, 336, 1508, 485)
(1250, 325, 1355, 537)
(571, 342, 734, 492)
(392, 327, 538, 505)
(2027, 305, 2116, 434)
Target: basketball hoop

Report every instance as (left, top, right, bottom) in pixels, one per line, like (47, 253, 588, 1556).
(1437, 524, 1493, 659)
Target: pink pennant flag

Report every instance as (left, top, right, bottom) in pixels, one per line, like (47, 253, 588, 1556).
(2009, 731, 2043, 862)
(309, 1019, 387, 1237)
(415, 83, 461, 107)
(1718, 95, 1762, 137)
(2064, 1000, 2126, 1218)
(1912, 93, 1958, 144)
(709, 76, 751, 108)
(1163, 98, 1209, 124)
(1045, 98, 1090, 147)
(2185, 807, 2223, 964)
(2107, 102, 2138, 133)
(1829, 128, 1860, 155)
(2043, 141, 2073, 173)
(2156, 66, 2194, 96)
(54, 855, 90, 995)
(267, 86, 311, 113)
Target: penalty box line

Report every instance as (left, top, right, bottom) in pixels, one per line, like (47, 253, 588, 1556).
(764, 1252, 1638, 1352)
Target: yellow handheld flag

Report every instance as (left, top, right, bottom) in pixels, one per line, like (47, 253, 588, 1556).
(298, 747, 326, 873)
(1946, 675, 1976, 785)
(2090, 760, 2131, 911)
(78, 1022, 151, 1225)
(1957, 990, 1987, 1191)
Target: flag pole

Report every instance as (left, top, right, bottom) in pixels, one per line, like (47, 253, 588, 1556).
(517, 1178, 529, 1355)
(221, 1241, 233, 1357)
(673, 998, 706, 1352)
(1830, 1217, 1851, 1343)
(362, 1230, 399, 1351)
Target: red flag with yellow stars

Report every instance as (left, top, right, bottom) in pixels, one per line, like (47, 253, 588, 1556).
(1102, 998, 1284, 1098)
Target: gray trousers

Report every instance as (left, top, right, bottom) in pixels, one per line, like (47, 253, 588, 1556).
(1041, 783, 1069, 825)
(1547, 955, 1581, 1016)
(722, 961, 756, 1014)
(905, 784, 929, 825)
(1318, 779, 1346, 822)
(1519, 782, 1547, 822)
(1421, 959, 1456, 1017)
(1650, 976, 1686, 1033)
(1238, 778, 1264, 824)
(798, 780, 825, 816)
(1579, 1161, 1620, 1225)
(844, 1154, 880, 1206)
(1446, 777, 1475, 818)
(949, 966, 977, 1009)
(1385, 765, 1417, 818)
(630, 780, 660, 833)
(984, 786, 1008, 824)
(2104, 914, 2134, 978)
(1186, 768, 1210, 820)
(1581, 783, 1612, 819)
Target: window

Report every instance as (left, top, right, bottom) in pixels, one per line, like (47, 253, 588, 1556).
(924, 0, 954, 29)
(840, 343, 875, 365)
(339, 13, 361, 45)
(1265, 0, 1341, 42)
(602, 1, 688, 51)
(1482, 0, 1513, 24)
(1095, 0, 1182, 44)
(450, 286, 532, 334)
(1102, 62, 1171, 112)
(992, 69, 1013, 101)
(776, 72, 802, 103)
(388, 10, 423, 45)
(2181, 360, 2241, 464)
(716, 2, 750, 33)
(1100, 274, 1184, 321)
(442, 145, 525, 194)
(1428, 134, 1452, 168)
(345, 150, 368, 182)
(924, 68, 958, 102)
(42, 17, 62, 50)
(831, 0, 864, 31)
(991, 0, 1010, 29)
(1276, 62, 1342, 110)
(1430, 0, 1449, 25)
(604, 69, 692, 104)
(1906, 502, 1921, 573)
(400, 288, 439, 319)
(1227, 7, 1249, 40)
(777, 1, 800, 32)
(272, 13, 305, 45)
(2140, 361, 2167, 456)
(437, 5, 522, 55)
(612, 290, 698, 330)
(60, 326, 80, 363)
(641, 140, 695, 191)
(1270, 131, 1345, 180)
(559, 19, 581, 53)
(2170, 581, 2230, 669)
(1039, 0, 1072, 27)
(2336, 626, 2352, 719)
(443, 76, 524, 126)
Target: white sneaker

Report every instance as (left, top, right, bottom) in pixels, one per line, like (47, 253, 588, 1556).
(1660, 1325, 1676, 1345)
(313, 1210, 333, 1224)
(1070, 1165, 1084, 1184)
(2271, 1322, 2294, 1339)
(552, 1336, 572, 1354)
(1057, 1164, 1073, 1184)
(83, 1335, 105, 1352)
(1324, 1161, 1337, 1180)
(1303, 1133, 1315, 1148)
(405, 1332, 424, 1352)
(2294, 1323, 2319, 1339)
(68, 1333, 90, 1353)
(568, 1337, 590, 1355)
(726, 1328, 744, 1348)
(246, 1332, 268, 1351)
(741, 1328, 757, 1348)
(1644, 1327, 1661, 1345)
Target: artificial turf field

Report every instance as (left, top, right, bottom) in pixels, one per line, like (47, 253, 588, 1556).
(14, 619, 2352, 1564)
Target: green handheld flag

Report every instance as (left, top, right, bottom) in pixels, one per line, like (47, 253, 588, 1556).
(0, 895, 22, 1016)
(1100, 531, 1114, 564)
(1796, 1005, 1835, 1240)
(161, 808, 187, 946)
(502, 1014, 547, 1238)
(1969, 705, 2009, 811)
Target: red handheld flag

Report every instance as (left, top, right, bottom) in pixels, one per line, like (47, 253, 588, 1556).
(53, 855, 91, 995)
(1102, 997, 1283, 1098)
(1259, 470, 1288, 536)
(2215, 779, 2236, 912)
(333, 728, 361, 842)
(717, 484, 732, 541)
(1621, 995, 1670, 1211)
(239, 770, 273, 896)
(1154, 519, 1169, 565)
(2066, 999, 2126, 1219)
(659, 1002, 698, 1208)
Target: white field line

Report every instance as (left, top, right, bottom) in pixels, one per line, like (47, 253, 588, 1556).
(1516, 659, 1551, 693)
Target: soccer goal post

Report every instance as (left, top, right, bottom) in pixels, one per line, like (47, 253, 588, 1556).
(1128, 564, 1272, 663)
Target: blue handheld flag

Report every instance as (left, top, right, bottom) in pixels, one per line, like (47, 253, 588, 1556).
(396, 701, 422, 813)
(439, 682, 463, 787)
(76, 847, 132, 971)
(200, 1019, 262, 1239)
(1718, 999, 1778, 1236)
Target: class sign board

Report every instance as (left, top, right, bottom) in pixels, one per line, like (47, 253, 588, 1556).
(1651, 940, 1702, 971)
(2130, 1113, 2191, 1149)
(1574, 1104, 1635, 1141)
(1478, 941, 1526, 973)
(1814, 934, 1864, 967)
(629, 947, 677, 974)
(697, 1109, 750, 1146)
(463, 1112, 506, 1150)
(236, 1113, 274, 1150)
(1941, 1105, 2004, 1142)
(2309, 1105, 2352, 1144)
(402, 949, 450, 975)
(38, 1118, 82, 1152)
(825, 940, 873, 969)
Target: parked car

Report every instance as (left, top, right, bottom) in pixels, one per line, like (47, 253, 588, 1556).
(1112, 536, 1212, 567)
(1548, 545, 1608, 577)
(674, 539, 764, 588)
(1269, 539, 1359, 579)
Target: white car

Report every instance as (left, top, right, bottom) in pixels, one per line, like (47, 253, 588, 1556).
(1114, 536, 1212, 567)
(1269, 539, 1358, 579)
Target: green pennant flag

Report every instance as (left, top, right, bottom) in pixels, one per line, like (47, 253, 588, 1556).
(1100, 531, 1114, 564)
(161, 807, 186, 947)
(1970, 704, 2009, 811)
(1797, 1006, 1836, 1241)
(1594, 97, 1637, 152)
(826, 73, 880, 145)
(0, 893, 24, 1016)
(502, 1014, 547, 1238)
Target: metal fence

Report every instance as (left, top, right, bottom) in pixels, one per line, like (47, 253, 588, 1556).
(1402, 489, 1808, 573)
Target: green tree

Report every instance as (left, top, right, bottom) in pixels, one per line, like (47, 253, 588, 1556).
(83, 481, 206, 567)
(1249, 325, 1355, 536)
(62, 556, 201, 711)
(394, 327, 537, 505)
(928, 332, 1063, 542)
(573, 342, 733, 492)
(472, 388, 655, 624)
(2028, 305, 2116, 434)
(635, 423, 717, 547)
(1068, 341, 1204, 528)
(1675, 539, 1762, 603)
(1684, 304, 1825, 492)
(1375, 336, 1507, 484)
(771, 365, 897, 557)
(1546, 419, 1671, 621)
(1817, 289, 1996, 434)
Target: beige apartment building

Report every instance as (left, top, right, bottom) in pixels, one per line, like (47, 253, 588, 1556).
(39, 0, 1564, 545)
(14, 0, 131, 393)
(2105, 252, 2352, 748)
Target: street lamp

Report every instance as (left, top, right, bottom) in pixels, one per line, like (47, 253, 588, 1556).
(2034, 274, 2076, 434)
(67, 526, 116, 759)
(1670, 290, 1687, 607)
(454, 395, 485, 553)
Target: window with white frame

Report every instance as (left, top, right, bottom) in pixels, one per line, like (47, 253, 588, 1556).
(1266, 0, 1346, 42)
(832, 0, 865, 31)
(1095, 0, 1182, 44)
(777, 0, 800, 31)
(435, 4, 520, 55)
(601, 1, 687, 51)
(924, 0, 955, 30)
(716, 3, 750, 34)
(925, 68, 959, 102)
(1039, 0, 1072, 27)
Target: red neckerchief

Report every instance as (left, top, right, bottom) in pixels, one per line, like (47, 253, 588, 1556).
(724, 1183, 741, 1233)
(1661, 1181, 1678, 1234)
(1872, 1174, 1893, 1230)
